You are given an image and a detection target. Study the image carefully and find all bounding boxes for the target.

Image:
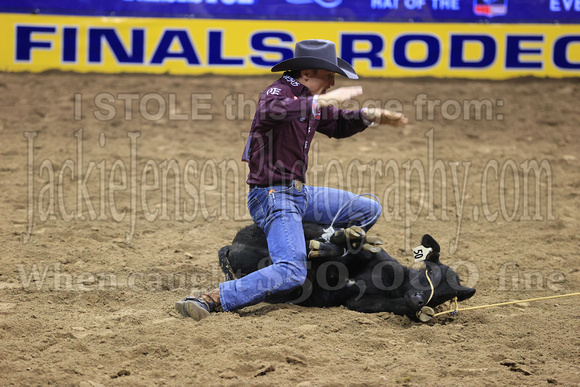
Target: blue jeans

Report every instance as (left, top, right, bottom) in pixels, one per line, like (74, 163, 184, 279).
(219, 182, 382, 312)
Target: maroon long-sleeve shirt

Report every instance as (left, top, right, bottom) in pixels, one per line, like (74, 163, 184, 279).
(243, 75, 368, 186)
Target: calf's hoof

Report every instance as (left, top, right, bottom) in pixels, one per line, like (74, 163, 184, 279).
(363, 243, 382, 253)
(329, 226, 365, 246)
(365, 235, 383, 246)
(308, 239, 344, 258)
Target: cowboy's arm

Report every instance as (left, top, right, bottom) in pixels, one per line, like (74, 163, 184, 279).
(316, 105, 408, 138)
(315, 107, 368, 139)
(254, 86, 364, 128)
(254, 93, 313, 127)
(361, 107, 408, 128)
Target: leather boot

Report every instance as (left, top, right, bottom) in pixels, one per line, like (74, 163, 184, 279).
(175, 288, 221, 321)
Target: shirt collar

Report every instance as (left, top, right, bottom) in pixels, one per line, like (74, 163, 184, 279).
(280, 75, 310, 97)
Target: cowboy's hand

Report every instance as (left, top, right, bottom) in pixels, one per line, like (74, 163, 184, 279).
(316, 86, 363, 107)
(363, 108, 408, 128)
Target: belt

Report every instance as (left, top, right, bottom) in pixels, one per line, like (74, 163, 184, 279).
(249, 179, 304, 192)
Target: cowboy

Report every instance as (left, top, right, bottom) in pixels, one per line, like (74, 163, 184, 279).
(175, 39, 407, 320)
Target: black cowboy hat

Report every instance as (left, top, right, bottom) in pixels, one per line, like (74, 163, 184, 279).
(271, 39, 358, 80)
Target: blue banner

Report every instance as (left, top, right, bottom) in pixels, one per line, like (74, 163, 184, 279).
(0, 0, 579, 23)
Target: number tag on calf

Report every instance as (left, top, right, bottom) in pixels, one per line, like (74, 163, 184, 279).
(413, 245, 433, 263)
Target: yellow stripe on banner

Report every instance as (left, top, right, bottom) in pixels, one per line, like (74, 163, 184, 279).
(1, 13, 579, 79)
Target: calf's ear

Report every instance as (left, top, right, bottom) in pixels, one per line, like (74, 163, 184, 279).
(421, 234, 440, 263)
(421, 234, 440, 252)
(457, 286, 476, 301)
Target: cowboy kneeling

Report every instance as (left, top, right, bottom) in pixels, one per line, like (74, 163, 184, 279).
(175, 39, 407, 321)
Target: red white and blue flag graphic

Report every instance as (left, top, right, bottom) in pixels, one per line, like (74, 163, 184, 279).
(473, 0, 508, 18)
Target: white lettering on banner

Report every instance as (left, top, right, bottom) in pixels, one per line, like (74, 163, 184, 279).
(404, 0, 426, 10)
(432, 0, 460, 10)
(371, 0, 399, 9)
(549, 0, 580, 11)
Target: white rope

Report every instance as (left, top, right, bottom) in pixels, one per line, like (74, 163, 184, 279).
(322, 193, 380, 242)
(434, 292, 580, 318)
(331, 193, 381, 229)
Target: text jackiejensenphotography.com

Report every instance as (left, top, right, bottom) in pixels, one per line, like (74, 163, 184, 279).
(23, 127, 554, 253)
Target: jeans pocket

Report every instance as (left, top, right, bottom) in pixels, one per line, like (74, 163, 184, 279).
(268, 187, 306, 217)
(248, 195, 265, 225)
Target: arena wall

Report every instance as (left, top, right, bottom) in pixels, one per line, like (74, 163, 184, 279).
(1, 1, 579, 79)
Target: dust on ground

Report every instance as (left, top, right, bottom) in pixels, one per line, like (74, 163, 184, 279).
(0, 72, 578, 386)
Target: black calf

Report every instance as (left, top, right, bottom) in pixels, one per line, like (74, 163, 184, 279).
(218, 223, 475, 321)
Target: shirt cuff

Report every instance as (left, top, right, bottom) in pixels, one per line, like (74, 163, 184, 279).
(361, 107, 377, 127)
(312, 95, 321, 120)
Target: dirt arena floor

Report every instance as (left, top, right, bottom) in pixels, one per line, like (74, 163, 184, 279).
(0, 71, 578, 386)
